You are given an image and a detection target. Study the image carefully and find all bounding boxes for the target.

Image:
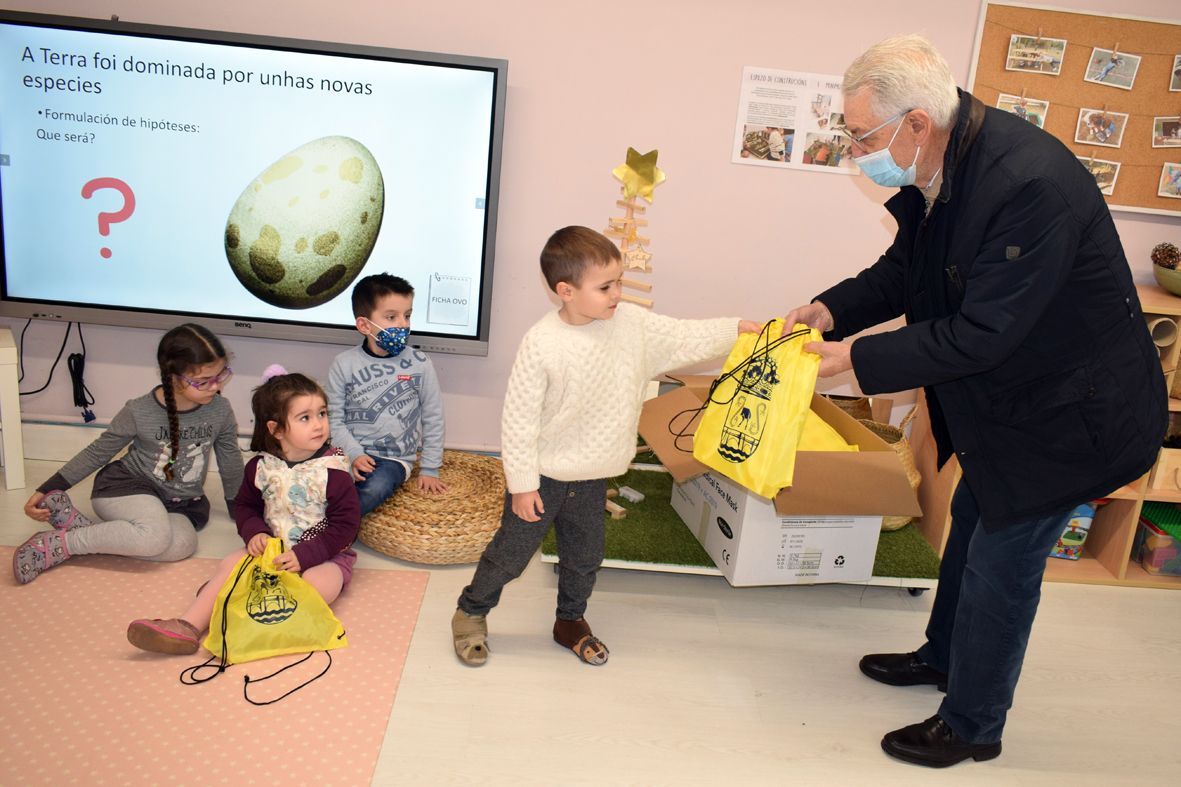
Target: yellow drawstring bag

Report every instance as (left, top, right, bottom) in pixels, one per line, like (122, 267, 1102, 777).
(202, 537, 348, 665)
(693, 320, 855, 498)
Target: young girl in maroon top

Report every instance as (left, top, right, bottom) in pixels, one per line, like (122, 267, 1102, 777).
(127, 368, 361, 655)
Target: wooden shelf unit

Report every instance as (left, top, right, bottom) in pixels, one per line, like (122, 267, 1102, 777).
(908, 283, 1181, 590)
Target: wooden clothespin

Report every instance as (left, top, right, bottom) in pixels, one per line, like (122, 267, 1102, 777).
(1088, 152, 1095, 170)
(1021, 87, 1027, 100)
(1035, 27, 1042, 45)
(1101, 104, 1108, 119)
(1112, 42, 1120, 57)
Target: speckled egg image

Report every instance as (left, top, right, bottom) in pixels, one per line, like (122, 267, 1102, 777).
(225, 136, 384, 309)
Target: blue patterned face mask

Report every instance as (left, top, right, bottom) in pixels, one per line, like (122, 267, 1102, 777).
(362, 318, 410, 356)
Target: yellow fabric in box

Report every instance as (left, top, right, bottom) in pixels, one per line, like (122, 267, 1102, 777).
(799, 409, 859, 452)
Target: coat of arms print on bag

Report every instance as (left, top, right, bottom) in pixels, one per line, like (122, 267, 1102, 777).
(718, 354, 780, 463)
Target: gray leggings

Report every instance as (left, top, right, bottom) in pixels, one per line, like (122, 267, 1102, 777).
(64, 494, 198, 563)
(458, 476, 607, 620)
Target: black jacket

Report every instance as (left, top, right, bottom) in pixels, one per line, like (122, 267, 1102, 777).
(816, 90, 1166, 530)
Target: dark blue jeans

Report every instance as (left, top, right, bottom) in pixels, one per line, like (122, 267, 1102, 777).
(355, 456, 408, 515)
(916, 480, 1072, 744)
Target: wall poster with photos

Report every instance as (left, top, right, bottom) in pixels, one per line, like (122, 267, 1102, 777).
(968, 1, 1181, 216)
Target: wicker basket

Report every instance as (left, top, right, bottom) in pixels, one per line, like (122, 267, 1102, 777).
(858, 406, 921, 532)
(825, 394, 873, 422)
(360, 450, 505, 564)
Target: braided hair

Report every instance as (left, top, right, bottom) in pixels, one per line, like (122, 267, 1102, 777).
(157, 323, 227, 481)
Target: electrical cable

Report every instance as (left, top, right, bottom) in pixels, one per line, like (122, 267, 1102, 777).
(67, 323, 96, 421)
(19, 321, 74, 397)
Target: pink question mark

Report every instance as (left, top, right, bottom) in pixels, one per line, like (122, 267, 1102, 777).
(81, 177, 136, 259)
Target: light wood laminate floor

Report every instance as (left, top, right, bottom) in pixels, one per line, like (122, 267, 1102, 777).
(2, 459, 1178, 786)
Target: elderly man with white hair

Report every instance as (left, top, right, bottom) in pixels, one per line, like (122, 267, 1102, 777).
(786, 35, 1165, 768)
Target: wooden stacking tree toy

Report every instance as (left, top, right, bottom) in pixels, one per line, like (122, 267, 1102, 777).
(605, 147, 665, 308)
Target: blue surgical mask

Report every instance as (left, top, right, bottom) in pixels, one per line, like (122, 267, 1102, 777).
(853, 117, 920, 188)
(363, 318, 410, 356)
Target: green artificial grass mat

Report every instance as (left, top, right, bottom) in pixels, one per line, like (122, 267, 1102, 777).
(540, 465, 941, 579)
(541, 466, 715, 566)
(872, 522, 942, 579)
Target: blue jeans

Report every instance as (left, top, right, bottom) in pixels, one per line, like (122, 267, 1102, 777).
(354, 456, 408, 515)
(915, 480, 1072, 744)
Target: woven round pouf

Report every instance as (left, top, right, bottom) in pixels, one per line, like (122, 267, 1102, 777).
(360, 450, 505, 564)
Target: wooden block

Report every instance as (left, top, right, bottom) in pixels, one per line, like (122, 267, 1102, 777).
(605, 499, 627, 519)
(606, 488, 619, 498)
(621, 278, 652, 292)
(621, 293, 654, 308)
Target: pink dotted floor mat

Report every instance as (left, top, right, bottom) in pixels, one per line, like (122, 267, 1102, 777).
(0, 548, 427, 786)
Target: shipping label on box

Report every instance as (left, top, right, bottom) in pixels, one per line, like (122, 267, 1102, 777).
(672, 470, 881, 587)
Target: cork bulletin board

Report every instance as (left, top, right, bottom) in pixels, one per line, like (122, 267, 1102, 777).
(968, 1, 1181, 217)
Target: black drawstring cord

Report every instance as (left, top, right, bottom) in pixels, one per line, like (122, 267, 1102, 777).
(243, 650, 334, 706)
(667, 323, 812, 452)
(180, 554, 254, 685)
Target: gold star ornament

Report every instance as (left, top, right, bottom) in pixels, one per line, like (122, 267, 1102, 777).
(623, 246, 652, 271)
(612, 148, 666, 203)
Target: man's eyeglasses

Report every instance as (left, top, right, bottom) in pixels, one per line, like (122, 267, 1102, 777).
(834, 108, 914, 147)
(180, 366, 233, 390)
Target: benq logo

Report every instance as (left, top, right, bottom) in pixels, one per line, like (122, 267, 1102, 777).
(234, 321, 253, 329)
(716, 516, 733, 539)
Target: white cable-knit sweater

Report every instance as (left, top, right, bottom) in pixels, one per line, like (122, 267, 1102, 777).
(500, 303, 738, 493)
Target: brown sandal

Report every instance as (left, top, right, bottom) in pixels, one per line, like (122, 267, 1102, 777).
(451, 608, 489, 666)
(553, 617, 609, 665)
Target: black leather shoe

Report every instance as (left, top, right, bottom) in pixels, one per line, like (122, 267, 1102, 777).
(859, 651, 948, 692)
(881, 715, 1001, 767)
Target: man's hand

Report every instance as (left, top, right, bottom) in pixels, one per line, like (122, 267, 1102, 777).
(511, 491, 545, 522)
(804, 340, 854, 378)
(784, 301, 834, 333)
(351, 454, 376, 481)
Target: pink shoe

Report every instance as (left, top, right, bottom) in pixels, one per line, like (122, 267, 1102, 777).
(13, 530, 70, 584)
(37, 490, 95, 530)
(127, 618, 201, 655)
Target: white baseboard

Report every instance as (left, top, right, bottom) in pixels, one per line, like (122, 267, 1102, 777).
(6, 419, 252, 471)
(3, 419, 496, 469)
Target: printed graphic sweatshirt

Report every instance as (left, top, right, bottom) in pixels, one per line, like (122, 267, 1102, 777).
(326, 341, 445, 477)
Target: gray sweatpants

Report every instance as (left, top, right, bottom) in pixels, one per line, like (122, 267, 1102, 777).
(458, 476, 607, 620)
(64, 494, 198, 563)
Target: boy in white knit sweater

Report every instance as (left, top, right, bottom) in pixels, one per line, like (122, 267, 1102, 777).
(451, 226, 760, 666)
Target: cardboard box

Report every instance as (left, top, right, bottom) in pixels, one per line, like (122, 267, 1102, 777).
(639, 376, 922, 586)
(671, 470, 883, 585)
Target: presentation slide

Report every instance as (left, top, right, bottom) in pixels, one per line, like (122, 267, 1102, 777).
(0, 20, 496, 336)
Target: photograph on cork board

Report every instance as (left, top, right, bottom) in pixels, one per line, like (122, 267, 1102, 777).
(1154, 117, 1181, 148)
(1074, 108, 1128, 148)
(996, 93, 1049, 128)
(1083, 47, 1141, 90)
(1004, 34, 1066, 75)
(1171, 55, 1181, 91)
(1077, 156, 1120, 195)
(1161, 163, 1181, 199)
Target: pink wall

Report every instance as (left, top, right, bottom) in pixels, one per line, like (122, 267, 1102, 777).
(6, 0, 1181, 448)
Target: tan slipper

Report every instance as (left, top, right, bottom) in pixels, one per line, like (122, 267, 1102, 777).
(451, 608, 489, 666)
(553, 617, 609, 666)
